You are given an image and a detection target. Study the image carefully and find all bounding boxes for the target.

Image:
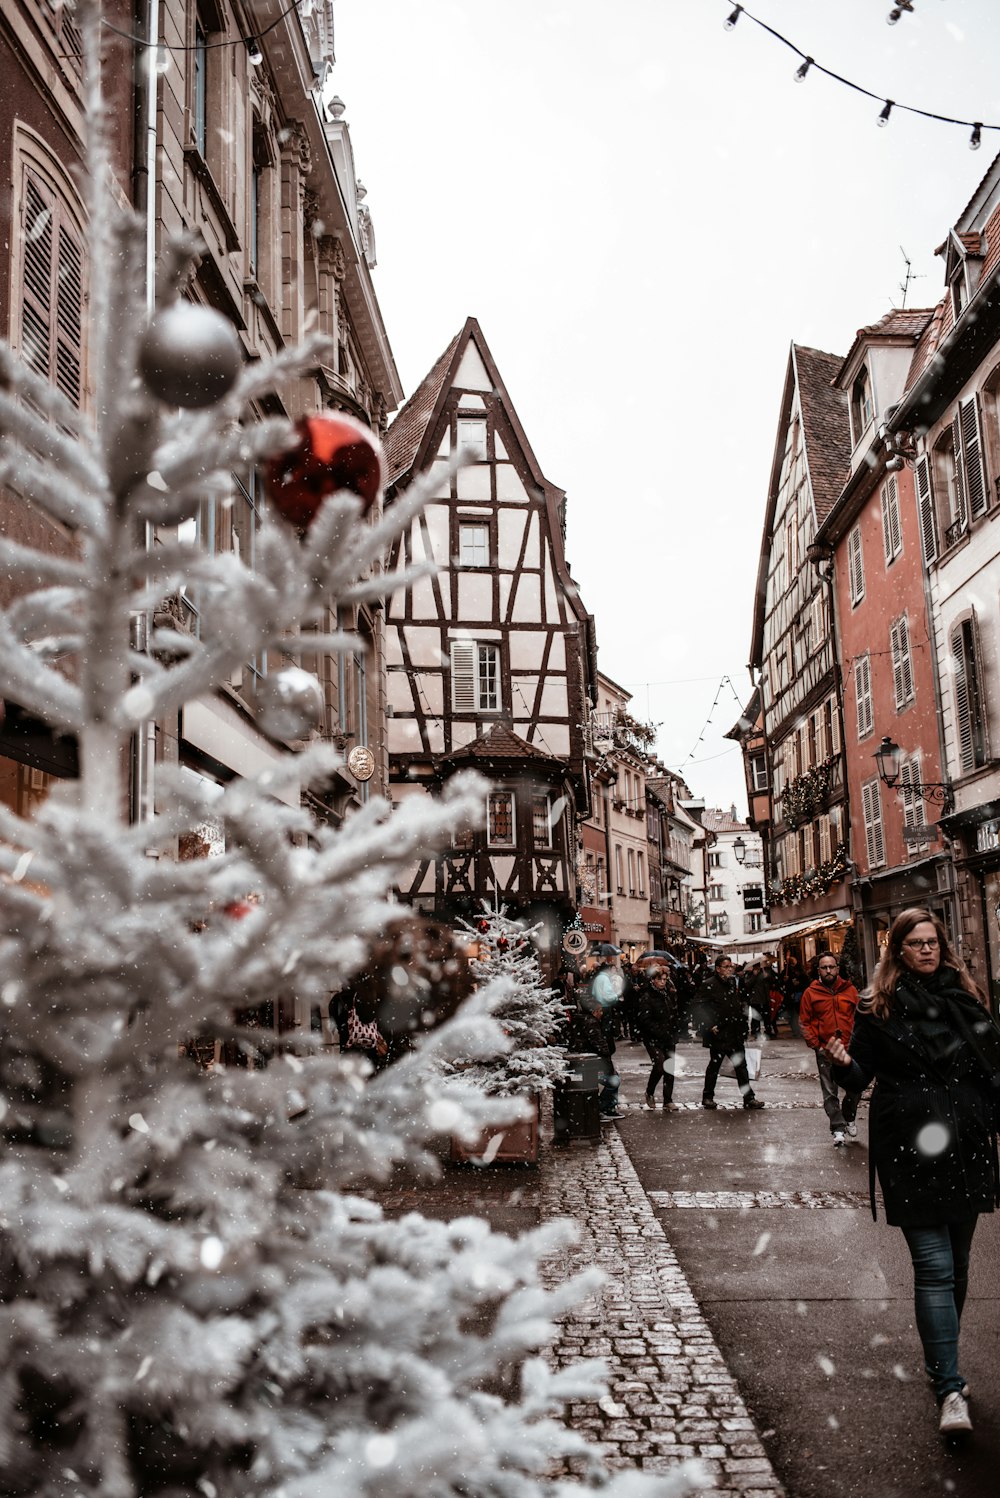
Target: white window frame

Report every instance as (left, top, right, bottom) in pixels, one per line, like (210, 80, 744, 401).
(615, 844, 624, 894)
(487, 789, 516, 848)
(627, 848, 636, 896)
(458, 521, 490, 567)
(450, 639, 500, 712)
(456, 414, 488, 460)
(750, 752, 768, 792)
(637, 850, 645, 897)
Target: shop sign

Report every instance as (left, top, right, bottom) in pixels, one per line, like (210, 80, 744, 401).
(903, 824, 936, 844)
(976, 819, 1000, 854)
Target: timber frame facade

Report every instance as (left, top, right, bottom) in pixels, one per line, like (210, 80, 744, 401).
(383, 318, 598, 963)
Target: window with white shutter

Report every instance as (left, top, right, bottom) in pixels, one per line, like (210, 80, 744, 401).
(854, 653, 874, 739)
(18, 165, 85, 409)
(914, 455, 938, 565)
(450, 640, 500, 712)
(890, 615, 915, 709)
(899, 757, 927, 848)
(862, 779, 886, 868)
(949, 414, 969, 534)
(881, 475, 903, 565)
(959, 396, 988, 519)
(456, 415, 488, 460)
(818, 813, 832, 864)
(848, 525, 865, 605)
(950, 615, 989, 774)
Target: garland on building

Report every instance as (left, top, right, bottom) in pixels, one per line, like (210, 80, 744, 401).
(767, 841, 850, 906)
(781, 754, 839, 828)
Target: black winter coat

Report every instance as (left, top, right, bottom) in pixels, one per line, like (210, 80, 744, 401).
(692, 974, 748, 1051)
(832, 978, 1000, 1227)
(633, 982, 681, 1049)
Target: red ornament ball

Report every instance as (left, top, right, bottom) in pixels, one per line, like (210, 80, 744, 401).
(266, 412, 385, 530)
(497, 937, 509, 952)
(477, 919, 490, 934)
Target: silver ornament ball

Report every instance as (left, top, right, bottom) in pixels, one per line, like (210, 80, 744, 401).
(255, 668, 325, 740)
(138, 303, 242, 409)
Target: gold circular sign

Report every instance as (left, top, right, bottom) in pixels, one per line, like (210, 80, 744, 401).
(562, 928, 588, 955)
(347, 745, 376, 782)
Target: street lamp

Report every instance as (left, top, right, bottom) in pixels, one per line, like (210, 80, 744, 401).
(873, 734, 954, 812)
(733, 835, 746, 865)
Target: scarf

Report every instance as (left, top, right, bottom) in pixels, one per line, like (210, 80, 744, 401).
(896, 968, 1000, 1085)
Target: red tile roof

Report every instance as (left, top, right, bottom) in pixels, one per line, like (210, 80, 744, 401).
(384, 331, 461, 485)
(441, 720, 562, 765)
(793, 345, 851, 522)
(854, 308, 936, 341)
(702, 807, 750, 834)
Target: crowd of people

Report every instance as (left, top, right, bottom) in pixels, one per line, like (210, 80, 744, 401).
(558, 911, 1000, 1442)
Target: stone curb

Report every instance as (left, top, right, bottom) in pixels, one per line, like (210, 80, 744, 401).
(538, 1128, 785, 1496)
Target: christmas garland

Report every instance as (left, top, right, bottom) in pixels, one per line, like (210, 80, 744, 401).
(781, 754, 839, 828)
(767, 841, 849, 906)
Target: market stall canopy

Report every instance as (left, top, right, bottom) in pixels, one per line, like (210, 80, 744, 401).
(712, 910, 851, 955)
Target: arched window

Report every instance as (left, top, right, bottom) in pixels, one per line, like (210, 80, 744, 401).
(11, 127, 87, 409)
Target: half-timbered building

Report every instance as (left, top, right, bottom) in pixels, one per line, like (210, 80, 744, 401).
(748, 344, 854, 961)
(383, 318, 598, 967)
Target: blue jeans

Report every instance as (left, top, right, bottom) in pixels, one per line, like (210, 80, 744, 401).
(598, 1067, 621, 1115)
(900, 1218, 978, 1400)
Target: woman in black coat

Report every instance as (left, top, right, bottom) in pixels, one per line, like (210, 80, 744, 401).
(826, 907, 1000, 1438)
(633, 965, 681, 1110)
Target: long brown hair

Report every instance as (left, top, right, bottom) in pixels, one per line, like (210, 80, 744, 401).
(867, 907, 984, 1019)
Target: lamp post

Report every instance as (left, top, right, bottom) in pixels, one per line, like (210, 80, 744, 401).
(733, 835, 746, 865)
(874, 734, 954, 812)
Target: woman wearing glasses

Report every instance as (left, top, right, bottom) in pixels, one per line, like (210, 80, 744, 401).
(825, 907, 1000, 1438)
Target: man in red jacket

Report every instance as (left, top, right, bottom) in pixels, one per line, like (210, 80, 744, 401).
(799, 952, 863, 1147)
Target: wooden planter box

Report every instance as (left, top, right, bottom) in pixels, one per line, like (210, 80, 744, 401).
(450, 1095, 541, 1165)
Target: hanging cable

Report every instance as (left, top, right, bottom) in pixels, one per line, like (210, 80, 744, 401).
(721, 2, 1000, 142)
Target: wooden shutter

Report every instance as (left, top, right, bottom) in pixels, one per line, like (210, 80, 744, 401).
(951, 616, 988, 773)
(854, 654, 873, 739)
(899, 758, 924, 837)
(960, 396, 988, 519)
(891, 616, 914, 708)
(862, 781, 885, 868)
(952, 413, 968, 528)
(819, 813, 832, 864)
(20, 169, 84, 407)
(914, 455, 938, 565)
(881, 476, 901, 563)
(450, 640, 476, 711)
(848, 525, 864, 604)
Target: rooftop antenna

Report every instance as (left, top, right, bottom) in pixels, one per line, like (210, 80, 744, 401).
(898, 246, 925, 309)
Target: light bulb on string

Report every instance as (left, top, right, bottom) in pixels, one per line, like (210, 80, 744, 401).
(794, 57, 813, 84)
(246, 36, 263, 66)
(724, 5, 742, 30)
(877, 100, 894, 128)
(887, 1, 914, 22)
(970, 123, 982, 151)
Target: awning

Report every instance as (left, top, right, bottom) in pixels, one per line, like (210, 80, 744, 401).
(714, 910, 852, 953)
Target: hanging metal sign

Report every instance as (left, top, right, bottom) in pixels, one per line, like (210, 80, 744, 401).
(347, 745, 376, 782)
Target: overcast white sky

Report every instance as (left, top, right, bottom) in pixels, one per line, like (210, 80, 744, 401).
(331, 0, 1000, 815)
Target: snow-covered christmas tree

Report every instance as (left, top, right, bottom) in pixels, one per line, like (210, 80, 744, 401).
(456, 903, 569, 1097)
(0, 6, 699, 1495)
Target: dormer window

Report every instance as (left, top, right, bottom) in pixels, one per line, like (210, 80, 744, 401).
(950, 261, 967, 319)
(850, 367, 873, 446)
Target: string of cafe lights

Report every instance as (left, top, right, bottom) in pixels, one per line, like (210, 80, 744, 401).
(721, 3, 998, 150)
(674, 673, 747, 772)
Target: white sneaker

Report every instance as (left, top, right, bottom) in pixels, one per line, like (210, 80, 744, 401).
(846, 1121, 858, 1138)
(939, 1391, 972, 1434)
(832, 1131, 846, 1148)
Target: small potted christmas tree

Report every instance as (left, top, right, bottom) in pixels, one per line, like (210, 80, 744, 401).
(450, 903, 568, 1164)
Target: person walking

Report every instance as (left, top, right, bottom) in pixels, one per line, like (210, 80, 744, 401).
(747, 953, 779, 1039)
(634, 964, 682, 1110)
(826, 907, 1000, 1437)
(779, 952, 805, 1038)
(578, 946, 626, 1119)
(799, 952, 862, 1147)
(694, 954, 765, 1110)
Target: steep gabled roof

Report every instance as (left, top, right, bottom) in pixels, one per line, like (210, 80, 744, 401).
(749, 344, 849, 667)
(440, 720, 562, 767)
(701, 808, 749, 835)
(383, 332, 461, 485)
(793, 345, 851, 524)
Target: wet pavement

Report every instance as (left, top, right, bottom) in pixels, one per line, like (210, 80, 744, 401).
(368, 1035, 1000, 1496)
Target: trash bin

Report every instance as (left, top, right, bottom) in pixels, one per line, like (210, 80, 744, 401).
(552, 1052, 601, 1145)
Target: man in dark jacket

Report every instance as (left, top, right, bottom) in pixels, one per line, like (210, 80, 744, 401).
(694, 955, 765, 1110)
(747, 953, 779, 1038)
